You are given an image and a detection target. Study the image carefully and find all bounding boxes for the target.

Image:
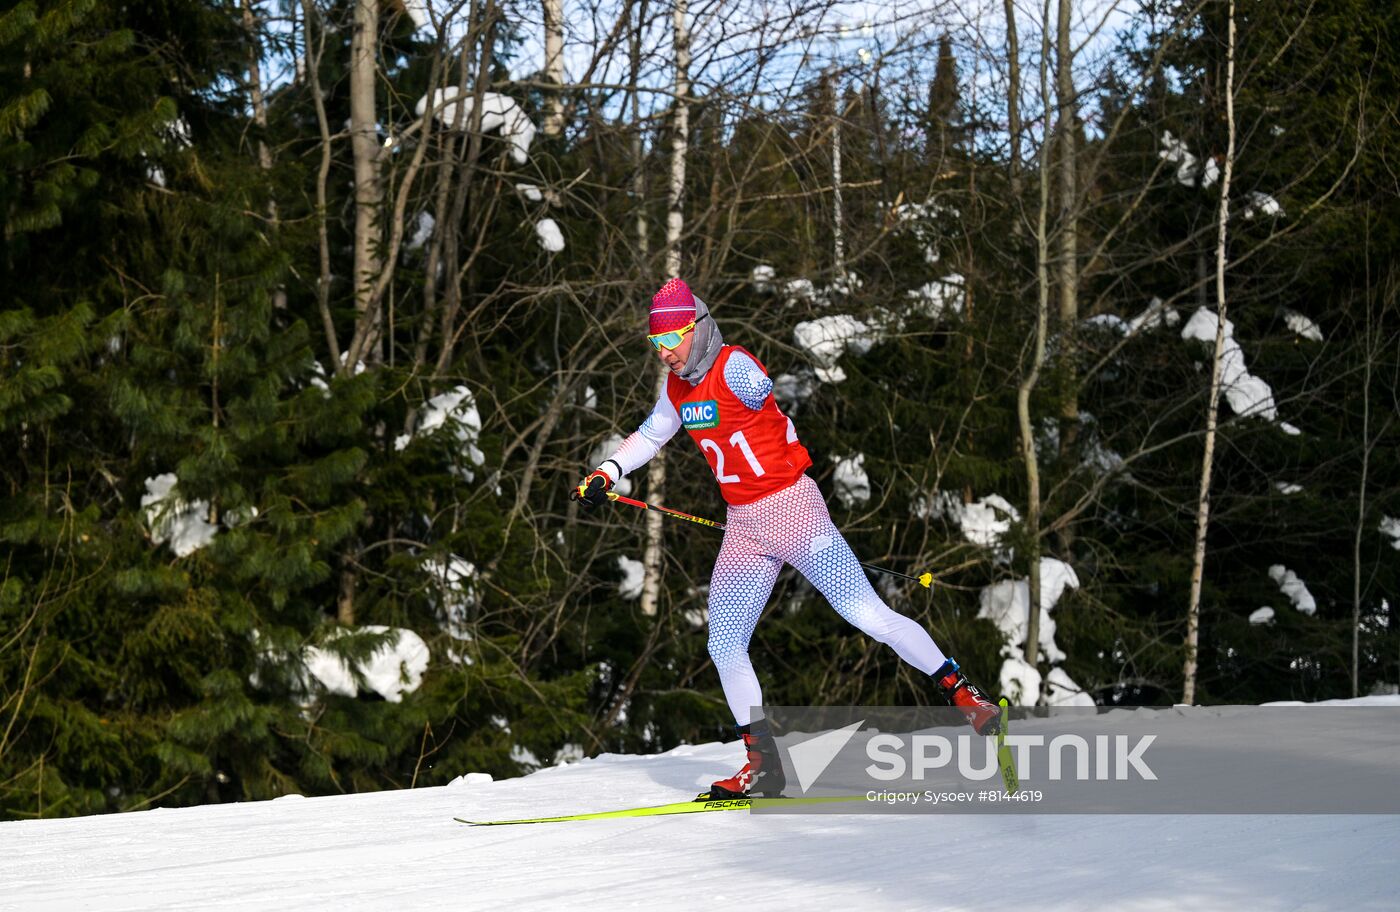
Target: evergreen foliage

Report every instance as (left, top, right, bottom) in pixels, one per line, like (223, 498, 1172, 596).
(1, 0, 1396, 819)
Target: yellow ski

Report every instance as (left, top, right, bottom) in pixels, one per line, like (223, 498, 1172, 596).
(996, 698, 1019, 794)
(456, 794, 860, 826)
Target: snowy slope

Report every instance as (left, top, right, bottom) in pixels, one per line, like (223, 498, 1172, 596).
(3, 703, 1398, 912)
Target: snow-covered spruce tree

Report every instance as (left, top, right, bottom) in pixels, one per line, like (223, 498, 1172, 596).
(259, 0, 604, 783)
(0, 0, 454, 815)
(4, 0, 1397, 822)
(1060, 0, 1400, 703)
(0, 0, 247, 817)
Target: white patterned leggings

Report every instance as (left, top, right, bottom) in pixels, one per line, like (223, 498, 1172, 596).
(707, 474, 948, 725)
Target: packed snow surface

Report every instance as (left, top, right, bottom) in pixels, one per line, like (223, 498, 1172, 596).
(3, 698, 1398, 911)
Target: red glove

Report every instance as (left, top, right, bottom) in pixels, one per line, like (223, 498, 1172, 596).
(571, 470, 612, 508)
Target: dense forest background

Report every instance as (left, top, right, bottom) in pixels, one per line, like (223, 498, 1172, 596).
(2, 0, 1397, 818)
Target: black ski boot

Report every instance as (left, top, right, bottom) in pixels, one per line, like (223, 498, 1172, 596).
(708, 719, 786, 799)
(934, 659, 1002, 735)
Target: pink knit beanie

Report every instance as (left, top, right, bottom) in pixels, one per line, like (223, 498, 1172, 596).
(649, 278, 697, 334)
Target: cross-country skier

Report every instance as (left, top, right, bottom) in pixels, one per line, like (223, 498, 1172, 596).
(573, 278, 1001, 799)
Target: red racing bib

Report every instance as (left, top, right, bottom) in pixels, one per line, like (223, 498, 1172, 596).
(666, 346, 812, 505)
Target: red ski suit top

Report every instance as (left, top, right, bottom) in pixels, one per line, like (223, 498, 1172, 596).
(665, 345, 812, 505)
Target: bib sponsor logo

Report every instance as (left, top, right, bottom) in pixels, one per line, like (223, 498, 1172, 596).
(680, 400, 720, 430)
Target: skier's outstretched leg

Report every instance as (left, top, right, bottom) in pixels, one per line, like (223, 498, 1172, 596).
(773, 477, 1002, 734)
(772, 477, 947, 672)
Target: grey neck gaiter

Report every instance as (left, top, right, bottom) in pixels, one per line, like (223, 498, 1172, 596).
(678, 294, 724, 385)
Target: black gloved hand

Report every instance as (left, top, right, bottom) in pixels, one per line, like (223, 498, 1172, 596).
(570, 471, 612, 508)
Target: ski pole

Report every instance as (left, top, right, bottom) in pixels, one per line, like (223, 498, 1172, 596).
(606, 491, 934, 588)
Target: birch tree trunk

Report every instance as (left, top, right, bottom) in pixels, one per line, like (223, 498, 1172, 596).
(1054, 0, 1080, 532)
(339, 0, 384, 624)
(348, 0, 384, 373)
(542, 0, 565, 137)
(630, 0, 648, 265)
(832, 89, 845, 277)
(639, 0, 688, 618)
(299, 0, 342, 366)
(241, 0, 272, 174)
(1183, 0, 1236, 706)
(241, 0, 287, 312)
(1004, 0, 1022, 214)
(1022, 0, 1055, 678)
(1352, 287, 1375, 697)
(665, 0, 689, 278)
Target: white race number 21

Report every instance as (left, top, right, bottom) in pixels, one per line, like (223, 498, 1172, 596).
(699, 431, 767, 484)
